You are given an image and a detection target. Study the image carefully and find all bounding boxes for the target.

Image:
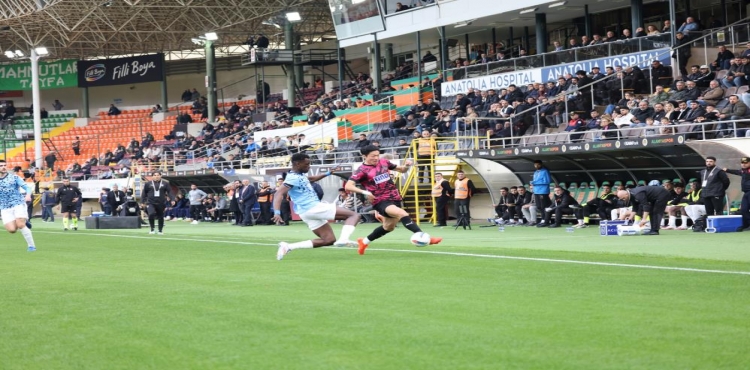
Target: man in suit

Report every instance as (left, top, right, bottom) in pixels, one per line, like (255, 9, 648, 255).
(229, 180, 243, 225)
(107, 184, 126, 216)
(239, 179, 257, 226)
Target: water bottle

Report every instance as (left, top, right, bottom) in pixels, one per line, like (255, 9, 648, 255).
(565, 227, 574, 233)
(498, 226, 505, 232)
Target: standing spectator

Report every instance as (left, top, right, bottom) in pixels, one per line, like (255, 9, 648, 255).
(41, 186, 55, 222)
(181, 89, 192, 102)
(672, 32, 691, 77)
(256, 181, 276, 225)
(100, 187, 112, 216)
(52, 99, 64, 111)
(700, 156, 730, 216)
(45, 151, 57, 171)
(723, 157, 750, 231)
(453, 170, 476, 222)
(416, 130, 436, 182)
(431, 172, 452, 227)
(531, 160, 552, 226)
(188, 184, 207, 224)
(239, 179, 256, 226)
(1, 101, 16, 120)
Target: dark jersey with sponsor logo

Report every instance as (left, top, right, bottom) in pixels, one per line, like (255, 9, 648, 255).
(349, 158, 400, 205)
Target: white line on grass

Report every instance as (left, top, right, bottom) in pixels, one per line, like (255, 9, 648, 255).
(37, 231, 750, 276)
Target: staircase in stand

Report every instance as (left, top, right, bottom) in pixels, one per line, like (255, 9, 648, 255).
(399, 138, 462, 226)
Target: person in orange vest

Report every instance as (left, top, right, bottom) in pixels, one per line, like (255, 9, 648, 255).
(453, 170, 477, 221)
(431, 172, 452, 227)
(257, 180, 276, 225)
(416, 130, 436, 183)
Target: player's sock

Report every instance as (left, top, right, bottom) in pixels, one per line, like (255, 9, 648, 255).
(668, 216, 676, 227)
(72, 217, 78, 227)
(20, 227, 35, 247)
(583, 216, 590, 224)
(62, 218, 69, 228)
(366, 226, 388, 243)
(400, 216, 421, 233)
(287, 240, 314, 250)
(338, 225, 355, 241)
(680, 215, 688, 228)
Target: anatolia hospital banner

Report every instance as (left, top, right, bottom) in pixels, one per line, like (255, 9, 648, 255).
(77, 53, 165, 88)
(0, 59, 78, 90)
(442, 48, 672, 97)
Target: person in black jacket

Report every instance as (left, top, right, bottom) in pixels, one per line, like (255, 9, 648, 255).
(431, 172, 452, 227)
(141, 171, 173, 234)
(575, 181, 617, 226)
(543, 186, 582, 228)
(239, 179, 257, 226)
(700, 156, 730, 216)
(617, 186, 671, 235)
(107, 184, 126, 216)
(673, 32, 692, 77)
(723, 157, 750, 231)
(56, 178, 82, 231)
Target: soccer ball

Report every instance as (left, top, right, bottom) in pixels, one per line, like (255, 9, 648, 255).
(410, 232, 430, 247)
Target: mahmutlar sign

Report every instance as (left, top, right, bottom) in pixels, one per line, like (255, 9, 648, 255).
(456, 135, 685, 158)
(0, 59, 77, 90)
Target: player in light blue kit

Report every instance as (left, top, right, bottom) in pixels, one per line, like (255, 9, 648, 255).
(272, 153, 361, 260)
(0, 160, 36, 252)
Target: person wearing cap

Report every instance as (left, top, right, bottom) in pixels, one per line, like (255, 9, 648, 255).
(574, 181, 617, 227)
(617, 185, 671, 235)
(531, 160, 552, 226)
(722, 157, 750, 231)
(694, 65, 715, 88)
(700, 156, 730, 216)
(712, 45, 735, 71)
(663, 181, 690, 230)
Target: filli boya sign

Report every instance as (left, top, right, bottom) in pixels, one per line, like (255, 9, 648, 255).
(77, 53, 165, 87)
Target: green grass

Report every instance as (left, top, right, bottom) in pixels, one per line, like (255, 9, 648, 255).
(2, 220, 750, 369)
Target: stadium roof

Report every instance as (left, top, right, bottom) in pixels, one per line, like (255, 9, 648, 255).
(0, 0, 335, 60)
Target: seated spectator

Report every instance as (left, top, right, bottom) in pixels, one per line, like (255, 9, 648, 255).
(696, 80, 724, 106)
(631, 101, 655, 125)
(643, 117, 660, 136)
(647, 85, 670, 106)
(613, 107, 635, 128)
(107, 104, 121, 116)
(564, 112, 586, 141)
(720, 58, 743, 88)
(712, 45, 735, 71)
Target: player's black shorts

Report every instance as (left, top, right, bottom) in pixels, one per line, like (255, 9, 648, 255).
(60, 203, 76, 213)
(373, 200, 403, 218)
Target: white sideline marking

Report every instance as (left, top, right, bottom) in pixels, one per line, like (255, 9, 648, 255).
(38, 231, 750, 276)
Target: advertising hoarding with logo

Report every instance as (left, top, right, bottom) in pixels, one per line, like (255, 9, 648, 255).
(77, 54, 165, 87)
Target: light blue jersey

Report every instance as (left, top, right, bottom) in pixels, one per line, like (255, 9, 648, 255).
(284, 171, 319, 214)
(0, 173, 30, 210)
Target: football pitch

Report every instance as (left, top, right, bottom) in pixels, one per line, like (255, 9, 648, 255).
(2, 220, 749, 369)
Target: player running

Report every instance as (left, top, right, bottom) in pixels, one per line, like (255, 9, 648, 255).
(345, 145, 442, 255)
(0, 159, 37, 251)
(273, 153, 361, 260)
(56, 178, 82, 231)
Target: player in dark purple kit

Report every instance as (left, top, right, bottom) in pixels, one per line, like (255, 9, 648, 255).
(345, 145, 442, 254)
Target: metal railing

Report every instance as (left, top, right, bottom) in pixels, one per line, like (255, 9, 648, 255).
(445, 33, 673, 81)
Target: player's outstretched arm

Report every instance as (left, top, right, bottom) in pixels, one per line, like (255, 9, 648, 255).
(393, 159, 413, 173)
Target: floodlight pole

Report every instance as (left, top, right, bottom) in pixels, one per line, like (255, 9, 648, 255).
(285, 21, 296, 108)
(205, 40, 217, 123)
(31, 49, 43, 169)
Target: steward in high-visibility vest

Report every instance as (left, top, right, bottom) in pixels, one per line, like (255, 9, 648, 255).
(257, 181, 277, 225)
(432, 173, 452, 226)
